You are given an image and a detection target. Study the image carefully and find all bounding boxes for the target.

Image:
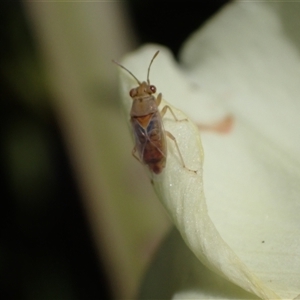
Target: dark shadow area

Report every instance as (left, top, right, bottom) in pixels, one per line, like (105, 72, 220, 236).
(126, 1, 229, 57)
(0, 2, 112, 299)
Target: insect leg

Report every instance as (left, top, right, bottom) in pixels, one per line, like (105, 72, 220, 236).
(156, 93, 162, 106)
(132, 146, 143, 164)
(161, 105, 188, 122)
(165, 131, 196, 173)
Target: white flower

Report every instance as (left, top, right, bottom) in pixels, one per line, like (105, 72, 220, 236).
(117, 2, 300, 299)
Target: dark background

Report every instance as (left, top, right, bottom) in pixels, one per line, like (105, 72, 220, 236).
(0, 1, 228, 299)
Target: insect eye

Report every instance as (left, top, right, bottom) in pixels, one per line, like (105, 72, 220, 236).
(150, 85, 156, 93)
(129, 89, 136, 97)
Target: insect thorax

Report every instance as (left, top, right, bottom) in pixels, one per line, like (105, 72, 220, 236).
(130, 95, 158, 117)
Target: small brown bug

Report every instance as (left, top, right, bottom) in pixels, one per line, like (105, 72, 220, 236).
(113, 51, 195, 175)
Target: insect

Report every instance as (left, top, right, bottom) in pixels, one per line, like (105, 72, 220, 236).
(113, 51, 195, 175)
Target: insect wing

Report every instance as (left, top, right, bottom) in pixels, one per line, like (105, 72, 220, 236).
(131, 113, 167, 167)
(131, 117, 147, 160)
(146, 112, 166, 157)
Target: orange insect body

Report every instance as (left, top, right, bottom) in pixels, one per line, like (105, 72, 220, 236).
(113, 51, 192, 175)
(131, 102, 166, 174)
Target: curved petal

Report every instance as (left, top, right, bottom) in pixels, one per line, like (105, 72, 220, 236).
(180, 2, 300, 299)
(118, 46, 278, 299)
(117, 3, 300, 299)
(139, 228, 260, 300)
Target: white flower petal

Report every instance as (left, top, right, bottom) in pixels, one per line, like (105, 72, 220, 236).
(139, 228, 260, 300)
(117, 2, 300, 299)
(180, 2, 300, 299)
(118, 46, 277, 299)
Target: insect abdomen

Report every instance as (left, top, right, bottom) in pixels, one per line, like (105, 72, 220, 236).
(132, 113, 166, 174)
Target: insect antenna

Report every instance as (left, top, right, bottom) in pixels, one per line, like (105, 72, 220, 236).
(147, 50, 160, 85)
(112, 60, 141, 85)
